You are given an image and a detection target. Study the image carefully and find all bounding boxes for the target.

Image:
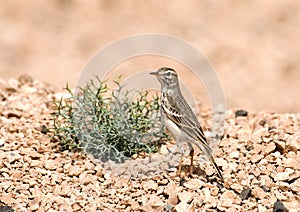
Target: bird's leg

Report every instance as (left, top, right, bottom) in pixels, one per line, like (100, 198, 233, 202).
(176, 141, 185, 176)
(189, 147, 194, 176)
(177, 154, 184, 176)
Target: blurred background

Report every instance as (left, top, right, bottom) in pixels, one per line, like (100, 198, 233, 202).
(0, 0, 299, 113)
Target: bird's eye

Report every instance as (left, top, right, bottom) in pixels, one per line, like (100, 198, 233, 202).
(166, 72, 171, 76)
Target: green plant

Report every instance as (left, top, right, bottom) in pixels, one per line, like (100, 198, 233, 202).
(51, 76, 169, 163)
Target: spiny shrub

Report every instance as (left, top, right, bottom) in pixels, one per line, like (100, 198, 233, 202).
(51, 76, 169, 163)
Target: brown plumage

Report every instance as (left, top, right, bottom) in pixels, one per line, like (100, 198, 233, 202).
(150, 67, 223, 181)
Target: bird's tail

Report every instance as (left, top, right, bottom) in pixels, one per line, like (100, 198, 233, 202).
(209, 154, 224, 182)
(192, 140, 224, 181)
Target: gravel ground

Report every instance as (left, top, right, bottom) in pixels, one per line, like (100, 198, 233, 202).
(0, 76, 299, 211)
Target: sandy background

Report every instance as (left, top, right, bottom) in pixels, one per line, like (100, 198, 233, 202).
(0, 0, 299, 113)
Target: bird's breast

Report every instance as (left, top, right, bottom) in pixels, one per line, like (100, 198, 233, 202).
(161, 111, 182, 140)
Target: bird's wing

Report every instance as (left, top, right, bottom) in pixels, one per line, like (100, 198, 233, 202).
(162, 96, 212, 153)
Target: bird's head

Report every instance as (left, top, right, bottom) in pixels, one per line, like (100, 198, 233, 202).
(150, 67, 179, 88)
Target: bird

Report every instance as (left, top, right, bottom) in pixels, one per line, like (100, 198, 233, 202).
(150, 67, 224, 181)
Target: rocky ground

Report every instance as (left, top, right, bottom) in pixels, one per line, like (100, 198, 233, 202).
(0, 77, 299, 211)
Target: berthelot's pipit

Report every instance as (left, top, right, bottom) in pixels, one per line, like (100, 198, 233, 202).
(150, 67, 224, 181)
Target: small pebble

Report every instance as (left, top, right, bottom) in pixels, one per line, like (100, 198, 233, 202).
(261, 185, 270, 192)
(179, 177, 185, 186)
(0, 206, 15, 212)
(165, 204, 173, 211)
(240, 188, 251, 200)
(41, 125, 49, 134)
(273, 200, 288, 212)
(0, 138, 4, 147)
(235, 109, 248, 117)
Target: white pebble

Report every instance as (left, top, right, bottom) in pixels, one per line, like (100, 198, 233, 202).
(0, 138, 4, 146)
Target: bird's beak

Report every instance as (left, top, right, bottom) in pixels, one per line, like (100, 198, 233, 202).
(150, 71, 159, 76)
